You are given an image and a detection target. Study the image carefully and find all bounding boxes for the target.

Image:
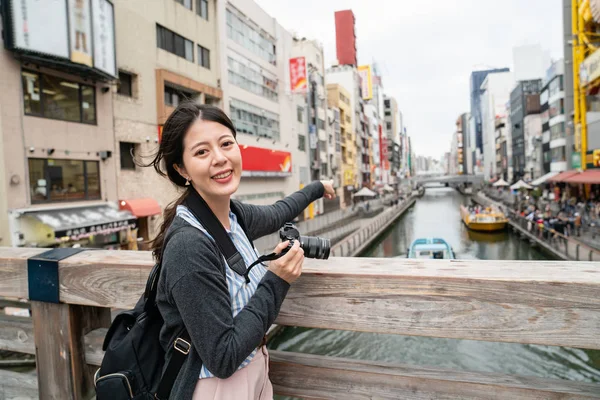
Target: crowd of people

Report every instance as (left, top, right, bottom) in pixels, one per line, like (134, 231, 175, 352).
(486, 184, 600, 244)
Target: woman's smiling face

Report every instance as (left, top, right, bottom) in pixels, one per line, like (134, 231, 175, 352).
(177, 118, 242, 201)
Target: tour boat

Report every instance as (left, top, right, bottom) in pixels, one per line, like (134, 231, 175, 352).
(407, 238, 455, 259)
(460, 205, 507, 232)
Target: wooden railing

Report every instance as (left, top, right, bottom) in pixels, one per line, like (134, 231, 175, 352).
(1, 248, 600, 399)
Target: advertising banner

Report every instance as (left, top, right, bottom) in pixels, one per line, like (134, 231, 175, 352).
(92, 0, 116, 77)
(289, 57, 307, 93)
(4, 0, 117, 78)
(9, 0, 69, 58)
(240, 145, 292, 177)
(358, 65, 373, 100)
(580, 48, 600, 87)
(68, 0, 93, 66)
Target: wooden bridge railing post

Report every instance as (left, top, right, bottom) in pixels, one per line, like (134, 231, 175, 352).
(31, 302, 110, 400)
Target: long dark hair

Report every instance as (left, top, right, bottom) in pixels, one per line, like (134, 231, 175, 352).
(141, 102, 237, 262)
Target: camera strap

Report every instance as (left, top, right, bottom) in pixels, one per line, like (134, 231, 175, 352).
(244, 240, 293, 284)
(184, 189, 248, 277)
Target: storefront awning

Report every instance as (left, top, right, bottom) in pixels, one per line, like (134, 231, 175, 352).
(119, 198, 161, 217)
(24, 204, 137, 240)
(530, 171, 559, 186)
(548, 170, 580, 183)
(565, 169, 600, 184)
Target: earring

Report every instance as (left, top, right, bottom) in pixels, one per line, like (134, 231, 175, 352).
(185, 179, 191, 186)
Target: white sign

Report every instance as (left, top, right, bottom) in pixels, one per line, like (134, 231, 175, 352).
(68, 0, 93, 67)
(10, 0, 69, 58)
(92, 0, 116, 77)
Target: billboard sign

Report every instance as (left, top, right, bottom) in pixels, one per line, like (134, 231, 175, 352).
(289, 57, 307, 93)
(92, 0, 116, 77)
(3, 0, 117, 78)
(8, 0, 70, 58)
(358, 65, 373, 100)
(240, 145, 292, 177)
(68, 0, 93, 66)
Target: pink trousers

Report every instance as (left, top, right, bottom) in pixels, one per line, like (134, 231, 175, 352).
(192, 346, 273, 400)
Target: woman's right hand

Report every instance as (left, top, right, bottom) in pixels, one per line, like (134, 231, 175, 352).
(268, 240, 304, 284)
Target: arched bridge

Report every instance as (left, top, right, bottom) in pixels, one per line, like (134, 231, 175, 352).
(410, 174, 484, 186)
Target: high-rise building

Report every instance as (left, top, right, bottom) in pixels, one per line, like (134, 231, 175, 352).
(541, 59, 566, 173)
(218, 0, 304, 207)
(334, 10, 357, 66)
(480, 71, 513, 180)
(469, 68, 510, 174)
(510, 80, 542, 180)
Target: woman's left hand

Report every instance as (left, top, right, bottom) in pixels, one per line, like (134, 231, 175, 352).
(320, 180, 336, 199)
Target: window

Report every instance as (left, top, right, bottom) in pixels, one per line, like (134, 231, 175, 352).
(549, 99, 564, 118)
(226, 9, 276, 65)
(229, 98, 280, 140)
(156, 24, 194, 62)
(198, 45, 210, 69)
(384, 111, 391, 116)
(29, 158, 101, 203)
(298, 135, 306, 151)
(551, 146, 566, 162)
(120, 142, 136, 170)
(117, 71, 133, 97)
(550, 122, 565, 140)
(197, 0, 208, 19)
(227, 55, 278, 101)
(384, 99, 390, 108)
(318, 119, 325, 130)
(164, 85, 197, 107)
(175, 0, 192, 9)
(22, 70, 96, 124)
(386, 122, 392, 130)
(297, 106, 303, 122)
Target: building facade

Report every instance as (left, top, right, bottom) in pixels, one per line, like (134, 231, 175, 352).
(113, 0, 222, 243)
(469, 68, 510, 175)
(217, 0, 308, 207)
(334, 10, 357, 66)
(480, 71, 513, 180)
(510, 80, 542, 180)
(326, 83, 354, 206)
(541, 59, 566, 173)
(0, 0, 140, 249)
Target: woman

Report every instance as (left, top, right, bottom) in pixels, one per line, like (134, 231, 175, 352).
(148, 102, 335, 399)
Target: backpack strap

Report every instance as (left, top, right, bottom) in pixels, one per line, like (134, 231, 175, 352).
(155, 329, 191, 400)
(230, 200, 255, 249)
(183, 188, 247, 277)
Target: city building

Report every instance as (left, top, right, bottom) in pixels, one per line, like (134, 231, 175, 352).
(455, 115, 465, 175)
(561, 0, 576, 169)
(480, 71, 513, 180)
(524, 113, 543, 180)
(459, 112, 471, 174)
(383, 95, 401, 186)
(495, 116, 509, 181)
(510, 80, 542, 180)
(365, 104, 381, 187)
(217, 0, 308, 207)
(113, 0, 221, 244)
(540, 59, 566, 173)
(326, 64, 364, 192)
(334, 10, 357, 66)
(326, 83, 354, 206)
(0, 0, 140, 249)
(469, 68, 510, 174)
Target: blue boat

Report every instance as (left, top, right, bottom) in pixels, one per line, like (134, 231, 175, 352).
(407, 238, 455, 259)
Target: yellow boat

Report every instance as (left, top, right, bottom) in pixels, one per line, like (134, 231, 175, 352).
(460, 205, 507, 232)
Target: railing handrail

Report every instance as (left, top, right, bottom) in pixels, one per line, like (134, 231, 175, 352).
(1, 247, 600, 349)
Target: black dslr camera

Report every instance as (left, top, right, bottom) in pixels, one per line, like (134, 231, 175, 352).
(278, 222, 330, 259)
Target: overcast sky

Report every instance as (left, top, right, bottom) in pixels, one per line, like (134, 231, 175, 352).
(255, 0, 564, 159)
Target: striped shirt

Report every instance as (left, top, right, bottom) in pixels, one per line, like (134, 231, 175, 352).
(176, 205, 268, 379)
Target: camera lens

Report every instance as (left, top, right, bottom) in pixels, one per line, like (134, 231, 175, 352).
(299, 235, 330, 259)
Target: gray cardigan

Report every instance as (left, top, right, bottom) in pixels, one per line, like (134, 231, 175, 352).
(157, 181, 325, 399)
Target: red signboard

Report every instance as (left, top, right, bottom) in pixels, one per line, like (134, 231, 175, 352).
(239, 145, 292, 177)
(289, 57, 307, 93)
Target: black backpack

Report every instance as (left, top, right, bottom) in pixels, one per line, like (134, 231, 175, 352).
(95, 192, 255, 400)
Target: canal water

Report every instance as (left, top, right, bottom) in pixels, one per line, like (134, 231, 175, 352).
(269, 187, 600, 394)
